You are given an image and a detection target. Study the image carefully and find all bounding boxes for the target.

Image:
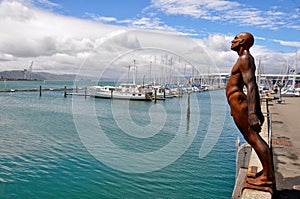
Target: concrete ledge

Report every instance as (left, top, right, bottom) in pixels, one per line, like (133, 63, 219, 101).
(232, 168, 247, 198)
(241, 189, 272, 199)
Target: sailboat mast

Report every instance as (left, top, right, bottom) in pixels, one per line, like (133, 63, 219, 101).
(292, 51, 297, 89)
(133, 60, 136, 85)
(257, 58, 261, 88)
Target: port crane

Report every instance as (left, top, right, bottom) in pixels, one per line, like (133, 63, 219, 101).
(23, 61, 33, 80)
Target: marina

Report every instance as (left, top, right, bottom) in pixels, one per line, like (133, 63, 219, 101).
(1, 72, 300, 99)
(1, 0, 299, 198)
(0, 76, 299, 198)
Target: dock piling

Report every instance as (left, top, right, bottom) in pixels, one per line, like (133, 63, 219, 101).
(187, 92, 190, 119)
(154, 89, 157, 104)
(64, 86, 67, 98)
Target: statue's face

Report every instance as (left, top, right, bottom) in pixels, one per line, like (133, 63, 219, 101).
(231, 34, 243, 51)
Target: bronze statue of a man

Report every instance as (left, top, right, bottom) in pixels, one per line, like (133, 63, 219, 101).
(226, 32, 275, 186)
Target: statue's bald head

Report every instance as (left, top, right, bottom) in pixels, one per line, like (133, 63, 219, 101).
(237, 32, 254, 48)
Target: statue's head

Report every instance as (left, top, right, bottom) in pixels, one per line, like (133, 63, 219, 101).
(231, 32, 254, 51)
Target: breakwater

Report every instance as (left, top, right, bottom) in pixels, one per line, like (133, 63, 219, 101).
(0, 87, 74, 92)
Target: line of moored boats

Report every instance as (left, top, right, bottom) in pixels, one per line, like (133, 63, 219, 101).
(87, 82, 214, 101)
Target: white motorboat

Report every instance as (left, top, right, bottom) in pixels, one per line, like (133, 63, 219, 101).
(281, 88, 300, 97)
(88, 84, 153, 101)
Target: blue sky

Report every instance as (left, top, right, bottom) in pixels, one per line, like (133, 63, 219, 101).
(0, 0, 299, 76)
(41, 0, 300, 52)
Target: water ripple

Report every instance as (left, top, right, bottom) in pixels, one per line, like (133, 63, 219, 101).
(0, 88, 238, 198)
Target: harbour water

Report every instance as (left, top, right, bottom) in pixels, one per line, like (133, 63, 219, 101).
(0, 81, 240, 198)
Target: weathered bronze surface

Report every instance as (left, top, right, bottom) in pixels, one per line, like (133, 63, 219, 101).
(226, 32, 275, 186)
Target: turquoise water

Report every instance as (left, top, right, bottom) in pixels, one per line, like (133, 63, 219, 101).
(0, 81, 239, 198)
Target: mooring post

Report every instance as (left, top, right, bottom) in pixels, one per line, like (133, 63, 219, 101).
(178, 88, 182, 98)
(64, 86, 67, 98)
(39, 85, 42, 97)
(85, 87, 87, 99)
(76, 85, 78, 93)
(154, 89, 157, 104)
(187, 92, 190, 119)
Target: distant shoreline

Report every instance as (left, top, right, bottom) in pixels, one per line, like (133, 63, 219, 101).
(0, 78, 41, 81)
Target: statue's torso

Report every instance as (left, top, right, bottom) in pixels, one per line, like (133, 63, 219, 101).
(226, 61, 244, 99)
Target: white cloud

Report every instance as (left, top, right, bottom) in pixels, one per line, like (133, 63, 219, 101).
(273, 39, 300, 48)
(0, 53, 15, 62)
(149, 0, 299, 30)
(120, 17, 165, 30)
(35, 0, 60, 8)
(85, 12, 117, 23)
(0, 0, 123, 74)
(85, 10, 199, 37)
(0, 0, 35, 21)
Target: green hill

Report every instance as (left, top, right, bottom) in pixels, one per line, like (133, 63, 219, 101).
(0, 70, 80, 80)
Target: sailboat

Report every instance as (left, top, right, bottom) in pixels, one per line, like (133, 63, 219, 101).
(281, 52, 299, 97)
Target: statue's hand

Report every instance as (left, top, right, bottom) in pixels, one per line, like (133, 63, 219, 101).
(248, 113, 262, 132)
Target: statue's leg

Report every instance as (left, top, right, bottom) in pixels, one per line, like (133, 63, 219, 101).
(243, 129, 275, 185)
(230, 94, 275, 186)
